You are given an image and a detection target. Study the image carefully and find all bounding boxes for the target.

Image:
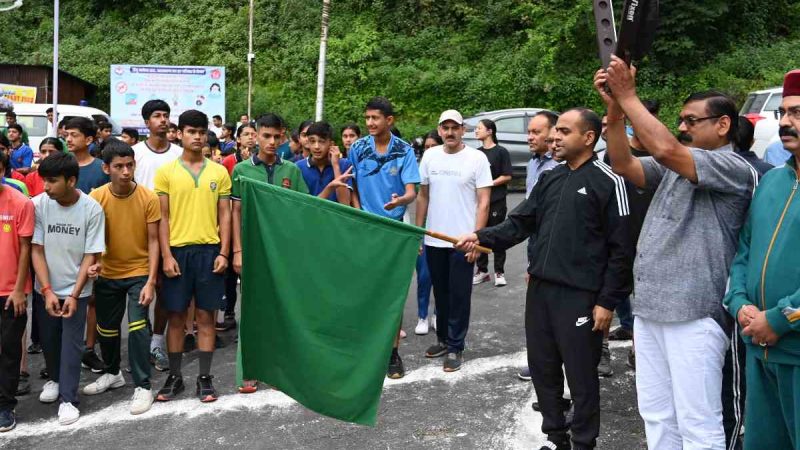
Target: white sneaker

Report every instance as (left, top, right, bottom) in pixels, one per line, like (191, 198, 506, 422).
(39, 380, 59, 403)
(430, 314, 437, 331)
(414, 317, 429, 335)
(130, 387, 154, 415)
(495, 273, 507, 287)
(58, 402, 80, 426)
(83, 371, 125, 395)
(472, 272, 490, 285)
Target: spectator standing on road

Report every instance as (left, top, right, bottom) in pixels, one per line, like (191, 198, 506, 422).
(596, 57, 758, 450)
(0, 150, 34, 433)
(341, 123, 361, 158)
(413, 131, 441, 336)
(132, 100, 183, 373)
(3, 111, 30, 145)
(82, 140, 161, 416)
(7, 124, 33, 175)
(220, 123, 237, 156)
(457, 107, 634, 450)
(293, 120, 314, 163)
(167, 122, 181, 147)
(349, 97, 420, 379)
(417, 109, 492, 373)
(298, 121, 354, 204)
(64, 117, 109, 375)
(723, 69, 800, 450)
(472, 119, 513, 288)
(222, 123, 257, 176)
(154, 110, 231, 404)
(734, 116, 773, 176)
(32, 152, 105, 426)
(120, 128, 140, 146)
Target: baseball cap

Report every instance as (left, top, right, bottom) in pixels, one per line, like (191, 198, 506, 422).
(438, 110, 463, 125)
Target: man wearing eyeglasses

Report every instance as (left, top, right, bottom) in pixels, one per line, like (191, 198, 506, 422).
(723, 69, 800, 450)
(595, 56, 758, 450)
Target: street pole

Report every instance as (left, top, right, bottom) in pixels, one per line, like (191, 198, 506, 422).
(314, 0, 330, 121)
(247, 0, 254, 121)
(52, 0, 59, 135)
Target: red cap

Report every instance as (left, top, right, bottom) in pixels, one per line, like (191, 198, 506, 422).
(784, 70, 800, 97)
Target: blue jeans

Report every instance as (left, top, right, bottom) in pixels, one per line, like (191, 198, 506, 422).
(616, 296, 633, 331)
(417, 247, 433, 319)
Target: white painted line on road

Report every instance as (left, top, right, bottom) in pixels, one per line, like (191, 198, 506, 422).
(2, 351, 529, 440)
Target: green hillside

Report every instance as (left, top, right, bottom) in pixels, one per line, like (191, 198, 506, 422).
(1, 0, 799, 136)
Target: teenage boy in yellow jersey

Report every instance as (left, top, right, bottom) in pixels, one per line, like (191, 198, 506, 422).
(83, 139, 160, 415)
(154, 110, 231, 403)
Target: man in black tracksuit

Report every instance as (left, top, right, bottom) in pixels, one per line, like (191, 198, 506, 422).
(457, 108, 634, 450)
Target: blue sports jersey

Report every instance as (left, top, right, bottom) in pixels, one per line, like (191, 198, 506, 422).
(348, 135, 420, 220)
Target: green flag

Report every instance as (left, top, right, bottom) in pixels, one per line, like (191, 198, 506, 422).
(239, 177, 424, 426)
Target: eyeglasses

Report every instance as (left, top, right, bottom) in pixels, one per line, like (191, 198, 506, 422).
(676, 115, 723, 127)
(777, 106, 800, 120)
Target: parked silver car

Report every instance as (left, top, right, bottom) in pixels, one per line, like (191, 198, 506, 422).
(462, 108, 606, 178)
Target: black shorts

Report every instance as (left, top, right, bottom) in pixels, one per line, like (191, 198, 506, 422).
(161, 244, 225, 313)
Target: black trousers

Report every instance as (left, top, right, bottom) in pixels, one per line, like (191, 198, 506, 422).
(476, 200, 507, 274)
(527, 278, 602, 450)
(722, 323, 746, 450)
(0, 300, 26, 411)
(224, 264, 238, 316)
(426, 246, 474, 353)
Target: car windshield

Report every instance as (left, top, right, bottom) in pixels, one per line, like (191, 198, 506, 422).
(764, 93, 783, 112)
(740, 93, 769, 115)
(0, 113, 49, 137)
(463, 117, 480, 132)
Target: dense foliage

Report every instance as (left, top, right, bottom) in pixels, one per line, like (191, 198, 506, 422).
(1, 0, 798, 138)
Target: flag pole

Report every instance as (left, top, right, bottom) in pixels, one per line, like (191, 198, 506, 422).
(314, 0, 330, 121)
(246, 0, 254, 120)
(51, 0, 59, 135)
(425, 230, 492, 254)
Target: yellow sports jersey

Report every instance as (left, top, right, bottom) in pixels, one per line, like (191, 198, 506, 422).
(90, 183, 161, 279)
(154, 158, 231, 247)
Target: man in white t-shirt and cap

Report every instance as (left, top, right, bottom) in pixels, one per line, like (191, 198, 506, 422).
(415, 109, 492, 372)
(132, 99, 183, 373)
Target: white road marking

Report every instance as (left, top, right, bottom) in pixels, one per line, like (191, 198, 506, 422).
(2, 351, 530, 440)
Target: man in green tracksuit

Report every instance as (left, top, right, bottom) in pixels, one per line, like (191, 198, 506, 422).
(724, 69, 800, 450)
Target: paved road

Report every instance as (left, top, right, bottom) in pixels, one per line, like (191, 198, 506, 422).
(1, 193, 646, 449)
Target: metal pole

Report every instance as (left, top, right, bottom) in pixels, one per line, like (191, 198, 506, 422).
(247, 0, 254, 120)
(51, 0, 59, 136)
(314, 0, 330, 121)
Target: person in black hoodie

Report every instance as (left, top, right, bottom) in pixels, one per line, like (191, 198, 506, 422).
(455, 108, 634, 450)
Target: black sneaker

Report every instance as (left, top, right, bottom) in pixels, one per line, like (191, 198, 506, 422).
(517, 367, 532, 381)
(15, 372, 30, 396)
(443, 352, 463, 372)
(215, 315, 237, 332)
(156, 375, 185, 402)
(598, 344, 613, 377)
(0, 409, 15, 432)
(538, 438, 570, 450)
(386, 351, 405, 379)
(608, 326, 633, 341)
(627, 348, 636, 370)
(196, 375, 218, 402)
(81, 347, 105, 373)
(183, 334, 197, 353)
(27, 343, 42, 354)
(425, 342, 447, 358)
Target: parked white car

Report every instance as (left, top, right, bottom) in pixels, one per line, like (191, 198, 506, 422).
(1, 103, 120, 158)
(740, 87, 782, 157)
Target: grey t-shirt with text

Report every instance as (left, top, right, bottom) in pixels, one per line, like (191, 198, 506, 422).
(633, 145, 758, 328)
(32, 192, 105, 298)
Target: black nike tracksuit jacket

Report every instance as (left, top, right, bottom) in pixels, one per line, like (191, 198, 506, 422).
(477, 155, 635, 310)
(476, 155, 635, 449)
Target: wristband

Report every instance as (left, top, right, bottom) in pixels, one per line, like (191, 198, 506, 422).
(41, 285, 52, 295)
(66, 294, 78, 301)
(607, 114, 625, 122)
(233, 250, 242, 254)
(218, 253, 229, 260)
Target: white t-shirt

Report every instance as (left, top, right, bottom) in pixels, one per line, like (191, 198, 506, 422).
(132, 141, 183, 190)
(32, 192, 105, 298)
(419, 144, 493, 247)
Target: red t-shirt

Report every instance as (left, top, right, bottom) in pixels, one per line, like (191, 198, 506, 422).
(0, 186, 35, 296)
(222, 154, 238, 176)
(24, 171, 44, 197)
(10, 170, 25, 183)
